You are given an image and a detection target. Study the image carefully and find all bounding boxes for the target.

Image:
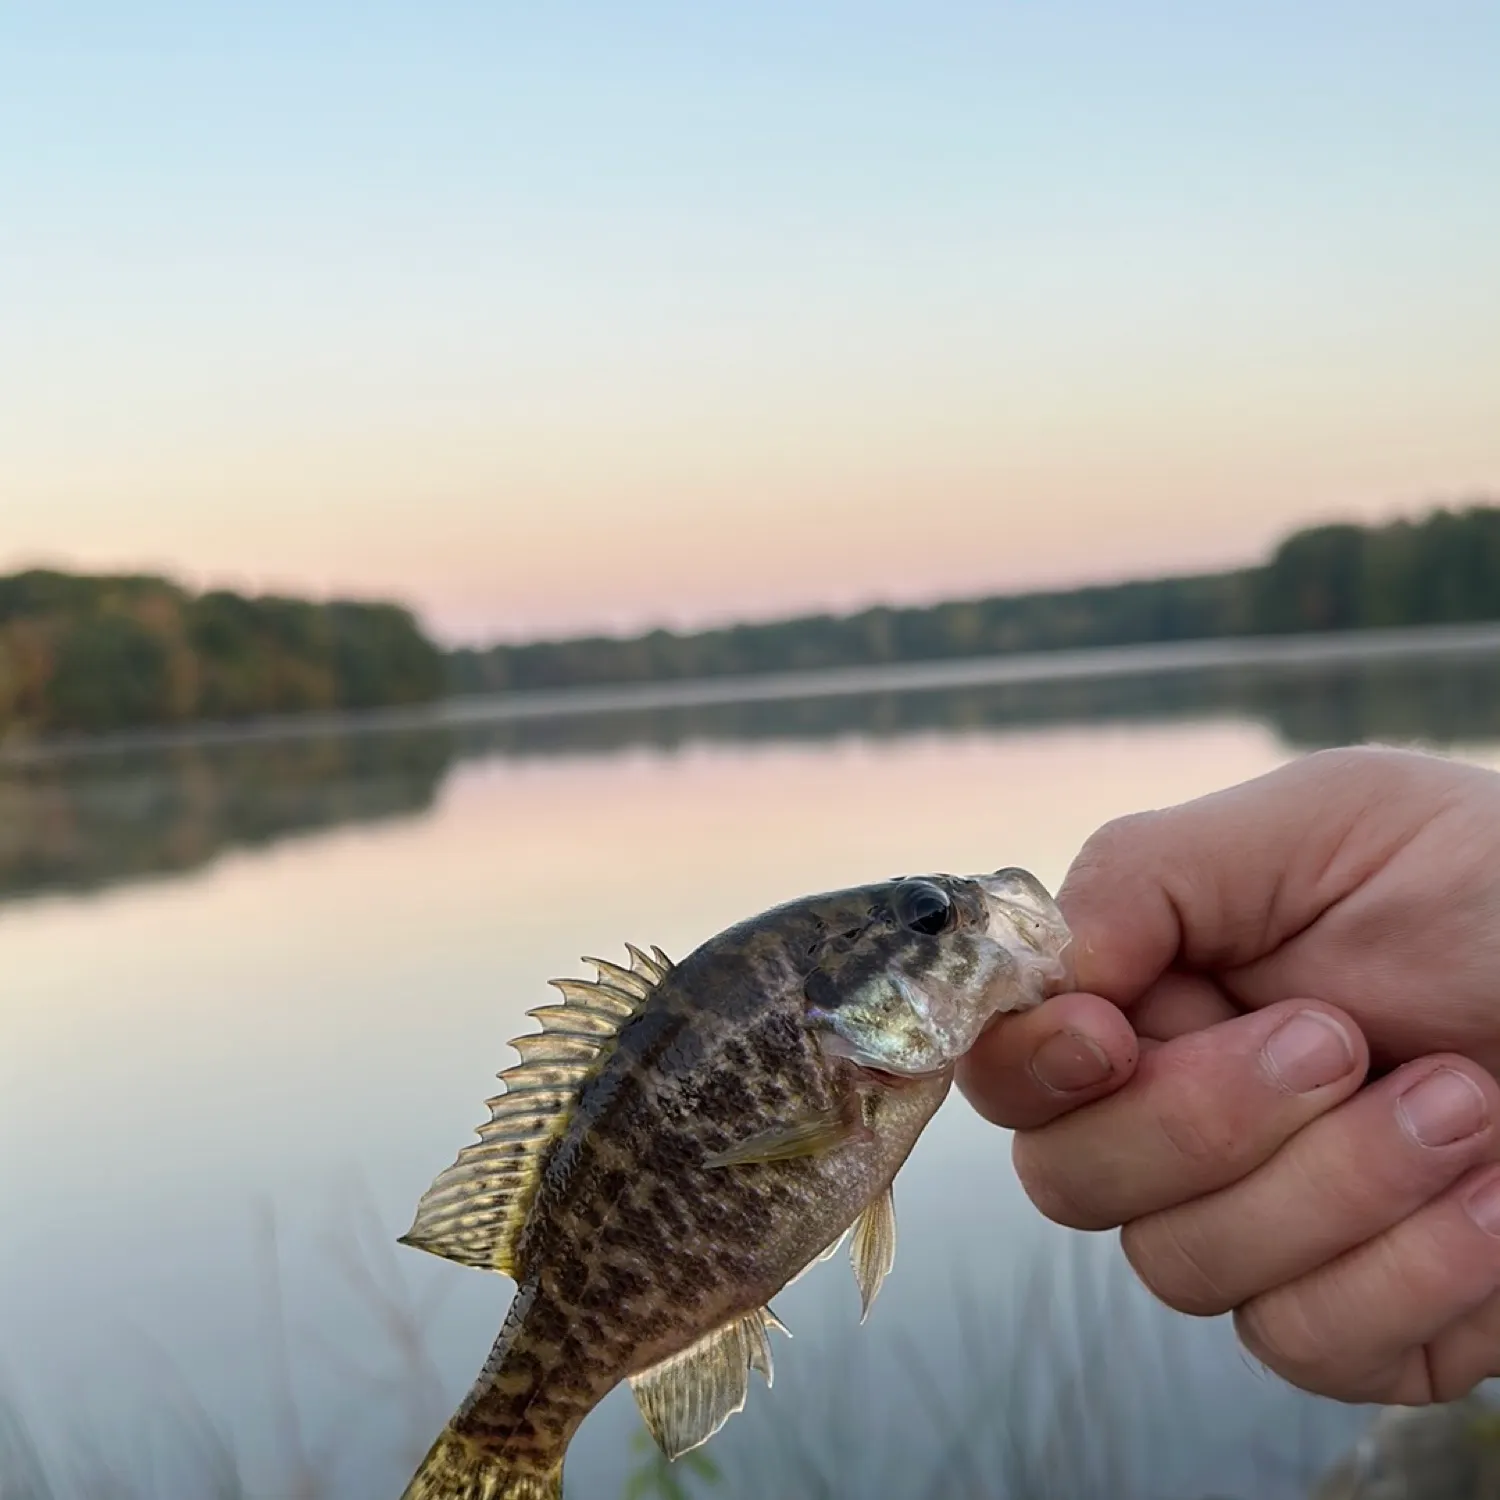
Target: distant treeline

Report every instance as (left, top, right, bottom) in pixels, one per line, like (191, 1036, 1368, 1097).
(449, 501, 1500, 695)
(0, 572, 442, 736)
(4, 501, 1499, 739)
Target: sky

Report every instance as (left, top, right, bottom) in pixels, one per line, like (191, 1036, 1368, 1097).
(2, 3, 1497, 645)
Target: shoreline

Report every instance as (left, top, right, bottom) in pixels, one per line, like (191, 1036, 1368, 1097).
(5, 619, 1500, 768)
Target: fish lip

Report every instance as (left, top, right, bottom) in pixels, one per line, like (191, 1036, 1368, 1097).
(975, 869, 1077, 998)
(1036, 936, 1077, 996)
(853, 1061, 951, 1089)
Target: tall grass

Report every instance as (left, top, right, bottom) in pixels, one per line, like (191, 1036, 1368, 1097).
(0, 1183, 1470, 1500)
(687, 1230, 1360, 1500)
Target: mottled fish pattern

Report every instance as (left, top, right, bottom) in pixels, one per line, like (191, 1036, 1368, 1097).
(397, 868, 1074, 1499)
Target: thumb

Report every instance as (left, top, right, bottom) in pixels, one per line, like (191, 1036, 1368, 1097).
(1058, 746, 1443, 1005)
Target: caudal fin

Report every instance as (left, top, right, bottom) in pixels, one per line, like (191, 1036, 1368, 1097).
(399, 1425, 562, 1500)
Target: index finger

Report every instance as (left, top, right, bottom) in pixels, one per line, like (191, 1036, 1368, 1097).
(1058, 746, 1446, 1003)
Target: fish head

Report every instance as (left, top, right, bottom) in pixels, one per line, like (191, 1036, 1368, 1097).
(801, 867, 1074, 1080)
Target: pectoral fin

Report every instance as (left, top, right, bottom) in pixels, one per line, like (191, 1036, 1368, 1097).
(629, 1306, 790, 1459)
(703, 1107, 873, 1168)
(849, 1184, 897, 1322)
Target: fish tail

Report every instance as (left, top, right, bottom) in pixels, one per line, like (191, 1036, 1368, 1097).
(398, 1423, 563, 1500)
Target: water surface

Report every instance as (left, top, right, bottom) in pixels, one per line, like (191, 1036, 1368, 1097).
(5, 654, 1500, 1498)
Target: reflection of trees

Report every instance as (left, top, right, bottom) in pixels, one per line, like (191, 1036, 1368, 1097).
(6, 653, 1500, 904)
(442, 654, 1500, 759)
(1238, 656, 1500, 751)
(0, 734, 451, 902)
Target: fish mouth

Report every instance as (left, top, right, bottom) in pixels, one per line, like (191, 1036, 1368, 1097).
(853, 1061, 951, 1090)
(976, 868, 1076, 998)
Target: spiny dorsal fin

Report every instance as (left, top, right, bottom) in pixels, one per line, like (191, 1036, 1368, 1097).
(624, 942, 669, 985)
(397, 944, 670, 1278)
(628, 1305, 790, 1460)
(580, 955, 654, 1001)
(849, 1184, 897, 1323)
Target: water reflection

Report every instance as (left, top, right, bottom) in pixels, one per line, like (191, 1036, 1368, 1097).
(5, 651, 1500, 906)
(6, 658, 1500, 1499)
(0, 734, 449, 903)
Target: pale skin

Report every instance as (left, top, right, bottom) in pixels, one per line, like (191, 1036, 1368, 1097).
(958, 745, 1500, 1406)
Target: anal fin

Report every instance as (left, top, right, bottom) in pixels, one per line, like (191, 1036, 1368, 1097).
(628, 1306, 790, 1460)
(849, 1185, 897, 1323)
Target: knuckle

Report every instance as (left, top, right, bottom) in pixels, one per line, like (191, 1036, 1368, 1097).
(1155, 1097, 1224, 1170)
(1303, 744, 1374, 776)
(1145, 1052, 1237, 1172)
(1069, 813, 1155, 879)
(1233, 1295, 1340, 1394)
(1010, 1136, 1111, 1231)
(1120, 1213, 1234, 1317)
(1303, 743, 1400, 782)
(1303, 743, 1428, 803)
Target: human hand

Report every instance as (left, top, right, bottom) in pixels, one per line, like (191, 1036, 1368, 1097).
(959, 745, 1500, 1404)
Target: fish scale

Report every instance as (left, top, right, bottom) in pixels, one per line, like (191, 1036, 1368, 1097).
(396, 867, 1074, 1500)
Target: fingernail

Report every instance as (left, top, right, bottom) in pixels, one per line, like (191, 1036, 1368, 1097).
(1465, 1172, 1500, 1236)
(1029, 1030, 1112, 1095)
(1397, 1068, 1489, 1148)
(1261, 1011, 1356, 1094)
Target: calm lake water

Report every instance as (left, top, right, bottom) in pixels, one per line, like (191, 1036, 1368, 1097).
(8, 649, 1500, 1500)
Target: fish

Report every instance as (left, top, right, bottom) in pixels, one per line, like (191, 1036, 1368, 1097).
(396, 866, 1074, 1500)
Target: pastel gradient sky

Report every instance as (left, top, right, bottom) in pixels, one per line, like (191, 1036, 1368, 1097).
(3, 3, 1497, 644)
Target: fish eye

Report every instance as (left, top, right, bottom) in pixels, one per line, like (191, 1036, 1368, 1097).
(892, 880, 953, 936)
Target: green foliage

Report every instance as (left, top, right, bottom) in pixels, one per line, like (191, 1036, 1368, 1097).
(1256, 506, 1500, 632)
(0, 571, 443, 738)
(448, 500, 1500, 696)
(622, 1428, 724, 1499)
(47, 611, 178, 731)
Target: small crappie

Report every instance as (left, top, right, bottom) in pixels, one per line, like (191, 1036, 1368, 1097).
(397, 867, 1074, 1500)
